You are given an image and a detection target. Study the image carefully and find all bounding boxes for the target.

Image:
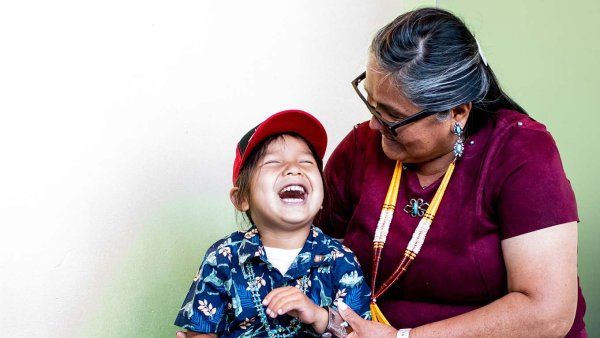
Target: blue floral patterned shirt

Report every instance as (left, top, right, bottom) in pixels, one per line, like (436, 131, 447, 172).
(174, 225, 371, 337)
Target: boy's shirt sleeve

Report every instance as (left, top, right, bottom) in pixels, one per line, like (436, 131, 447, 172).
(331, 244, 372, 320)
(174, 246, 230, 333)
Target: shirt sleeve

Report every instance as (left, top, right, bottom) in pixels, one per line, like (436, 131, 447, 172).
(491, 125, 578, 239)
(331, 244, 372, 320)
(174, 246, 230, 333)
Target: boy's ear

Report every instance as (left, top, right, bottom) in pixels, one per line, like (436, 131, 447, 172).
(230, 187, 249, 212)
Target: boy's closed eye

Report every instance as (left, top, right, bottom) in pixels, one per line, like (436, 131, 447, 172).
(261, 158, 315, 166)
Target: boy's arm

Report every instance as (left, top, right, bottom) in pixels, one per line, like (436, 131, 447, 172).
(174, 246, 231, 336)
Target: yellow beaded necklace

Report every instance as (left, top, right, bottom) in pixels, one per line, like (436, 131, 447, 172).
(370, 160, 456, 324)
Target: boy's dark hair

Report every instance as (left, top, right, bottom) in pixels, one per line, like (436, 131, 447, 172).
(232, 133, 326, 228)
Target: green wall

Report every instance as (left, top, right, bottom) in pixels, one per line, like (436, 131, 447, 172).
(82, 198, 237, 337)
(437, 0, 599, 335)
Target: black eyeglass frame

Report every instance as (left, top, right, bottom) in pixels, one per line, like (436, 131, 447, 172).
(351, 71, 440, 136)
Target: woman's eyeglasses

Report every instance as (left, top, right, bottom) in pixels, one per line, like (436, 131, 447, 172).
(351, 71, 440, 136)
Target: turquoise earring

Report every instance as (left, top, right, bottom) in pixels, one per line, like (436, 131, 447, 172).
(452, 122, 464, 158)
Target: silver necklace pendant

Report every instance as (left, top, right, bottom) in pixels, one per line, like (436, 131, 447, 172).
(403, 198, 429, 217)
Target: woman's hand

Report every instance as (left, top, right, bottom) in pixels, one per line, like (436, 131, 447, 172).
(262, 286, 329, 332)
(337, 301, 398, 338)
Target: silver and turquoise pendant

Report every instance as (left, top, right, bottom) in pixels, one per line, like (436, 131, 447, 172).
(403, 198, 429, 217)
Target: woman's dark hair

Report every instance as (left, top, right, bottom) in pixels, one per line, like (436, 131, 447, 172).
(370, 7, 527, 136)
(233, 133, 325, 228)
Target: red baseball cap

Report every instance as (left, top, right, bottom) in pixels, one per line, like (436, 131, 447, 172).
(232, 109, 327, 184)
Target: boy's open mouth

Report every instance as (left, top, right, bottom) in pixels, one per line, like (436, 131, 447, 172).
(278, 184, 307, 204)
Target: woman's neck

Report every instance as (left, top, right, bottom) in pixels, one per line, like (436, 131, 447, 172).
(411, 151, 455, 187)
(256, 224, 310, 249)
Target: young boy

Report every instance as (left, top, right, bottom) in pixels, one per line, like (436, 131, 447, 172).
(175, 110, 370, 337)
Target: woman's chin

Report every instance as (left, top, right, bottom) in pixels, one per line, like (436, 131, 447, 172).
(381, 138, 407, 161)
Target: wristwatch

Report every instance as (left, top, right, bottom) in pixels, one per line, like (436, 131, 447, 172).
(322, 307, 353, 338)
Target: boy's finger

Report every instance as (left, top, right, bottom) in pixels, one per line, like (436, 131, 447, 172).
(272, 295, 303, 316)
(262, 286, 295, 305)
(267, 291, 303, 316)
(265, 286, 300, 306)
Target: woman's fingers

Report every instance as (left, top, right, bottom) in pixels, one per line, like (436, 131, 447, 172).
(337, 301, 398, 338)
(336, 300, 365, 329)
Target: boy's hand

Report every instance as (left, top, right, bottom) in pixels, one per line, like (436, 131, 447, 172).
(262, 286, 329, 333)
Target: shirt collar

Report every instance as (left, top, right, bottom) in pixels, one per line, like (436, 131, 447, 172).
(237, 225, 332, 278)
(237, 226, 265, 265)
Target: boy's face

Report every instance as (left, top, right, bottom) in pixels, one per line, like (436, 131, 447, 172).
(246, 135, 324, 231)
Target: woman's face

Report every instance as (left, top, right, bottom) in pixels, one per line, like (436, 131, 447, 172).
(364, 59, 457, 164)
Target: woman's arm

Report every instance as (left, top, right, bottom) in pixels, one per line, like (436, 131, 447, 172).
(409, 221, 578, 337)
(340, 221, 579, 338)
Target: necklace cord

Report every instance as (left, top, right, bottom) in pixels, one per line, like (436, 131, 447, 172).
(369, 160, 455, 321)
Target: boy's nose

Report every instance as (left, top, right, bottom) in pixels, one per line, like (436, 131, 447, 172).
(284, 165, 302, 176)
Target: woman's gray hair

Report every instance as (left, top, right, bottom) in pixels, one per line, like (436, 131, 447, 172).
(370, 8, 525, 134)
(371, 8, 489, 113)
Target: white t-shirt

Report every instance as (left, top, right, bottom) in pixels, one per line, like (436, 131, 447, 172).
(264, 246, 302, 275)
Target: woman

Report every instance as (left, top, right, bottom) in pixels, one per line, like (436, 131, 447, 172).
(319, 8, 586, 338)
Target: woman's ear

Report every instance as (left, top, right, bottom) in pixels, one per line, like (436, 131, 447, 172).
(451, 102, 472, 125)
(230, 187, 249, 212)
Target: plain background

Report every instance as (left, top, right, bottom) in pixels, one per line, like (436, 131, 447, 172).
(0, 0, 597, 337)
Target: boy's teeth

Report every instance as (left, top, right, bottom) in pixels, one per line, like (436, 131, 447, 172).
(279, 184, 306, 201)
(280, 185, 305, 193)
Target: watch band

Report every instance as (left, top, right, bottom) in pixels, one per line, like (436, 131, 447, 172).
(322, 306, 353, 338)
(397, 328, 412, 338)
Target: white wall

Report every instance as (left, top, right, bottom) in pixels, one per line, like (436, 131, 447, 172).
(0, 1, 419, 336)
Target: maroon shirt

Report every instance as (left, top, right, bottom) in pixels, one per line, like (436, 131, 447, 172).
(318, 109, 586, 336)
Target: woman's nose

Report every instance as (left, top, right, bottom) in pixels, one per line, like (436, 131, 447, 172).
(369, 115, 383, 131)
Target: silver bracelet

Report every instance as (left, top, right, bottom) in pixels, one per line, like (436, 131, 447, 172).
(397, 328, 412, 338)
(322, 307, 352, 338)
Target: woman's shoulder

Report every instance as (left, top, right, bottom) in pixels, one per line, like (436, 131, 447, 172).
(352, 120, 380, 143)
(486, 109, 562, 166)
(493, 109, 551, 136)
(477, 109, 577, 238)
(326, 121, 387, 178)
(333, 121, 379, 153)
